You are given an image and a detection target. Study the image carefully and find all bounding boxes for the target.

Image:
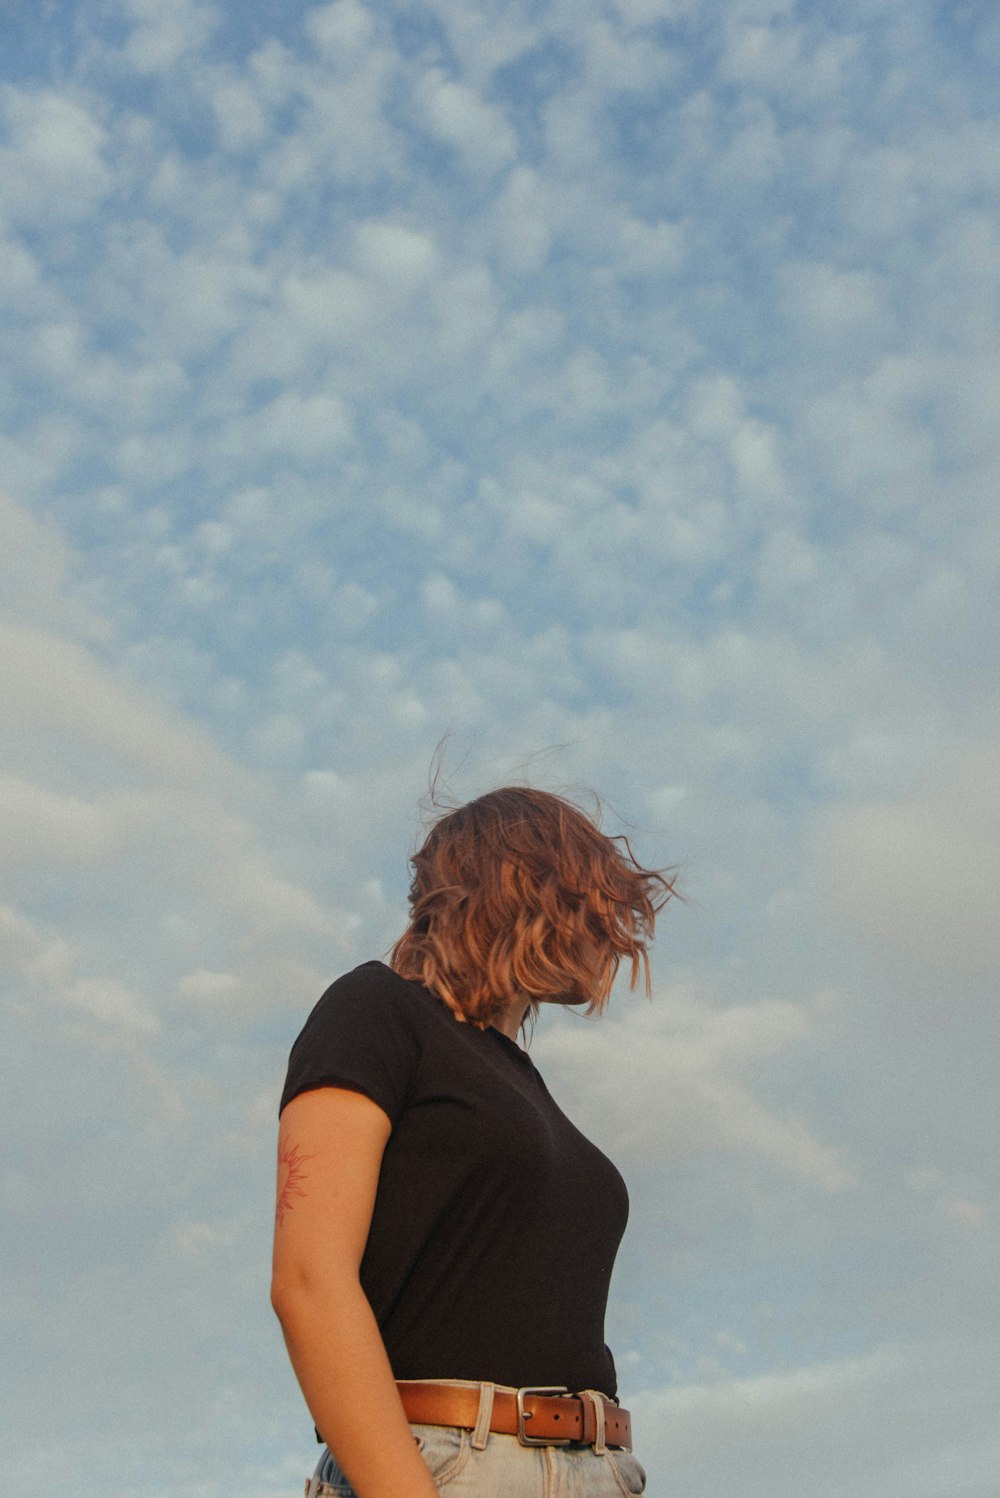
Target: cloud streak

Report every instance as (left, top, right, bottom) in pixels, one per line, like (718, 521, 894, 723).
(1, 0, 997, 1494)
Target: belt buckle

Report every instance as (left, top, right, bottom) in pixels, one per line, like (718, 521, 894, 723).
(515, 1385, 571, 1447)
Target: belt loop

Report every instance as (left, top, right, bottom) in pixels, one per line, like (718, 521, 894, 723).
(472, 1381, 495, 1450)
(581, 1390, 607, 1455)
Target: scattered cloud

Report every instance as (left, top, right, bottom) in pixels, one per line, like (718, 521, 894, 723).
(535, 985, 852, 1189)
(1, 0, 997, 1493)
(630, 1338, 1000, 1498)
(820, 749, 1000, 973)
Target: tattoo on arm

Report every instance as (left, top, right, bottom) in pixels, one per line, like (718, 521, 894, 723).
(276, 1140, 315, 1227)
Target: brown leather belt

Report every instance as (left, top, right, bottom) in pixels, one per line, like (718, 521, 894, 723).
(397, 1380, 632, 1451)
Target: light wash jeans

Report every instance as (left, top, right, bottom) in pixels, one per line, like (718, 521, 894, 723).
(303, 1380, 647, 1498)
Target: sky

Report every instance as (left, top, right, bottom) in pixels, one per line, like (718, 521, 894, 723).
(1, 0, 998, 1494)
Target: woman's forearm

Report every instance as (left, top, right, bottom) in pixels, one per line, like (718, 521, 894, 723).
(273, 1277, 440, 1498)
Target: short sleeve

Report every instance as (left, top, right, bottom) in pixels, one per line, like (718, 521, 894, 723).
(279, 963, 422, 1125)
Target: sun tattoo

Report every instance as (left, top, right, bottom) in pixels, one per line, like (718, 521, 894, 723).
(276, 1140, 315, 1228)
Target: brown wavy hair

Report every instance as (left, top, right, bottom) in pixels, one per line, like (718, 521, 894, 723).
(390, 786, 676, 1029)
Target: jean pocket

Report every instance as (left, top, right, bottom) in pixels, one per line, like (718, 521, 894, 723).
(411, 1423, 471, 1488)
(307, 1449, 355, 1497)
(605, 1448, 647, 1495)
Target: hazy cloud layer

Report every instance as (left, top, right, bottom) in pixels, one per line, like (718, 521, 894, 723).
(1, 1, 997, 1494)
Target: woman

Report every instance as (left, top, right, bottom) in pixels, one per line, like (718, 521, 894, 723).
(271, 786, 674, 1498)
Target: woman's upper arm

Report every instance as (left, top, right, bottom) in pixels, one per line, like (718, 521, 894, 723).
(271, 1086, 392, 1300)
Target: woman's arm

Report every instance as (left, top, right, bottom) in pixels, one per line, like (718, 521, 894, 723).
(271, 1087, 440, 1498)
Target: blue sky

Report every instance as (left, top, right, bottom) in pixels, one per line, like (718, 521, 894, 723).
(1, 1, 998, 1495)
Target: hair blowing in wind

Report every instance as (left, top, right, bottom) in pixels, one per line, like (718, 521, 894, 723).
(390, 786, 677, 1029)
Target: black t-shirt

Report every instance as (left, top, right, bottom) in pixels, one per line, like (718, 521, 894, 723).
(279, 961, 629, 1399)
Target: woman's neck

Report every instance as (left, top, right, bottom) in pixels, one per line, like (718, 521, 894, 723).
(490, 995, 532, 1041)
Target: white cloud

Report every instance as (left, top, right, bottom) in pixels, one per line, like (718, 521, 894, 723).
(0, 86, 113, 226)
(779, 260, 893, 357)
(578, 14, 677, 92)
(276, 264, 372, 340)
(443, 263, 502, 354)
(617, 215, 687, 275)
(305, 0, 376, 57)
(1, 3, 998, 1492)
(684, 375, 793, 514)
(63, 975, 160, 1034)
(177, 967, 240, 1005)
(0, 777, 138, 866)
(820, 750, 1000, 974)
(99, 216, 273, 362)
(797, 373, 938, 518)
(20, 328, 189, 426)
(904, 1166, 986, 1231)
(258, 2, 404, 186)
(175, 955, 328, 1017)
(629, 1338, 1000, 1498)
(204, 68, 271, 152)
(0, 903, 74, 986)
(0, 490, 80, 626)
(414, 0, 542, 85)
(0, 234, 51, 317)
(174, 1219, 236, 1254)
(534, 985, 851, 1188)
(720, 16, 861, 101)
(0, 494, 351, 1047)
(942, 1197, 985, 1229)
(0, 620, 243, 788)
(113, 427, 196, 487)
(413, 68, 519, 174)
(0, 901, 157, 1035)
(214, 390, 354, 468)
(119, 0, 221, 74)
(490, 166, 556, 274)
(353, 219, 439, 286)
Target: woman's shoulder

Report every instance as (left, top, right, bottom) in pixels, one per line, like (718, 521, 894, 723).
(281, 962, 430, 1120)
(324, 958, 422, 999)
(306, 960, 434, 1027)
